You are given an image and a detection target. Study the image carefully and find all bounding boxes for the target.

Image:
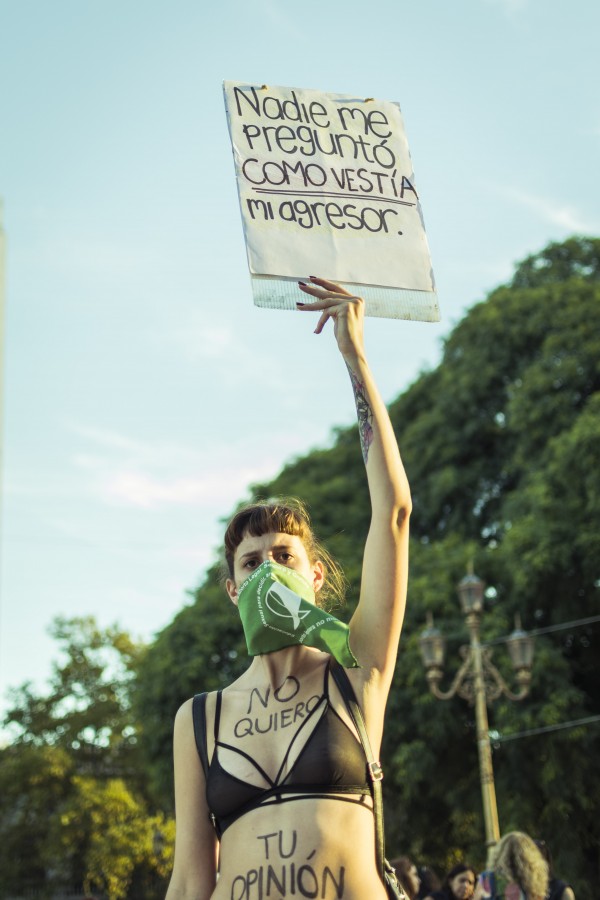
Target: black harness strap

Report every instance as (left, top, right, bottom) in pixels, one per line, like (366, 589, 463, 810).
(192, 693, 210, 778)
(329, 661, 386, 884)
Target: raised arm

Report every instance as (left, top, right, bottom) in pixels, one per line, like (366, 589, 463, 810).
(297, 277, 411, 686)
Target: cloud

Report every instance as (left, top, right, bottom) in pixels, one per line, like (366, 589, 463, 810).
(69, 424, 201, 468)
(69, 422, 280, 510)
(494, 185, 597, 233)
(101, 467, 271, 509)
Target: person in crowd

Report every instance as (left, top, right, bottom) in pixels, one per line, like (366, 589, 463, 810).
(390, 856, 421, 900)
(474, 832, 549, 900)
(164, 277, 412, 899)
(534, 841, 575, 900)
(417, 865, 442, 898)
(424, 862, 477, 900)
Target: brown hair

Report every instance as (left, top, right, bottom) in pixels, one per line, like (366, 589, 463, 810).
(223, 498, 347, 609)
(389, 857, 419, 900)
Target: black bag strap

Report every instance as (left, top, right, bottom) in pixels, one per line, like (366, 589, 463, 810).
(192, 693, 210, 778)
(329, 661, 386, 880)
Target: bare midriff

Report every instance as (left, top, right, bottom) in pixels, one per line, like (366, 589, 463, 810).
(211, 795, 387, 900)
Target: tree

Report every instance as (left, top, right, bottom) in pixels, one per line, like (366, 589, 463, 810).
(0, 617, 174, 898)
(509, 235, 600, 288)
(4, 616, 144, 783)
(0, 744, 73, 894)
(136, 238, 600, 895)
(381, 238, 600, 886)
(47, 776, 174, 900)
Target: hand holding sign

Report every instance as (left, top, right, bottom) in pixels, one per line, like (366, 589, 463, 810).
(224, 81, 439, 321)
(297, 275, 366, 358)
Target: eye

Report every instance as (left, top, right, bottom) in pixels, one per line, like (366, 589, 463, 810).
(277, 552, 294, 564)
(243, 557, 259, 569)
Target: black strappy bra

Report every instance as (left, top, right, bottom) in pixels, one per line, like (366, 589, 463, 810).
(192, 662, 372, 836)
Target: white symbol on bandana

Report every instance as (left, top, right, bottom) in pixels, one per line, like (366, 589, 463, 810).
(265, 582, 311, 630)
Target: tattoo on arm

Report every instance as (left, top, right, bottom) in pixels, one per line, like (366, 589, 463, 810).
(347, 364, 374, 465)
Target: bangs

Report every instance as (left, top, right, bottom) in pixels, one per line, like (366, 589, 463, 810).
(243, 506, 307, 539)
(224, 502, 310, 559)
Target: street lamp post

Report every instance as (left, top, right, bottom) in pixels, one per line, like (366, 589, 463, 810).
(418, 569, 535, 867)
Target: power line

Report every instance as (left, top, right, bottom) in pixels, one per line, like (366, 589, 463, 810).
(426, 614, 600, 647)
(492, 714, 600, 744)
(483, 614, 600, 646)
(528, 614, 600, 637)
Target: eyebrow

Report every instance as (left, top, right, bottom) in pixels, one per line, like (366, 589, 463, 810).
(239, 543, 295, 561)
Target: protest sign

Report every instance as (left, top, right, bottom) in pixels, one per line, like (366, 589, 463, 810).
(224, 81, 439, 321)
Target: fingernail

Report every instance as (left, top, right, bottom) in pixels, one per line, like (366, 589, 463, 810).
(298, 281, 307, 286)
(296, 302, 305, 307)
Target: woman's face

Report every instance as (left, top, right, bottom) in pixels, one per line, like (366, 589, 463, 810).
(407, 865, 420, 894)
(449, 871, 476, 900)
(226, 531, 324, 604)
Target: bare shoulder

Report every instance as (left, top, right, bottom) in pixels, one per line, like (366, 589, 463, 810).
(174, 691, 224, 750)
(172, 697, 201, 766)
(175, 695, 195, 721)
(172, 696, 199, 744)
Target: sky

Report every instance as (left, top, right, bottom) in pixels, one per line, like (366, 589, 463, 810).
(0, 0, 599, 721)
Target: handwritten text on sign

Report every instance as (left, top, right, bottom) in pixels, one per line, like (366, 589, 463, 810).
(224, 82, 434, 293)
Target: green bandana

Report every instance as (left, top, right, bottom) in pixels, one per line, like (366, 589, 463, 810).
(237, 560, 358, 668)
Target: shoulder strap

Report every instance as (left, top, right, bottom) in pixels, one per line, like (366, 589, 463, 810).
(214, 690, 223, 739)
(191, 693, 210, 777)
(329, 660, 386, 881)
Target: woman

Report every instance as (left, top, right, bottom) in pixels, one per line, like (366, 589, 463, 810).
(425, 863, 477, 900)
(534, 841, 575, 900)
(474, 832, 549, 900)
(418, 866, 443, 899)
(165, 276, 412, 899)
(391, 856, 421, 900)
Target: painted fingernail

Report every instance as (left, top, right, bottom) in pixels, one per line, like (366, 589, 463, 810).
(298, 281, 307, 286)
(296, 302, 305, 307)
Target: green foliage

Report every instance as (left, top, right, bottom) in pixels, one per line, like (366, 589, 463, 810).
(509, 236, 600, 288)
(0, 744, 73, 893)
(48, 776, 174, 900)
(4, 616, 145, 784)
(0, 618, 174, 899)
(380, 239, 600, 892)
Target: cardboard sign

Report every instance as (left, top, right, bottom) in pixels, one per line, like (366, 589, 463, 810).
(224, 81, 439, 321)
